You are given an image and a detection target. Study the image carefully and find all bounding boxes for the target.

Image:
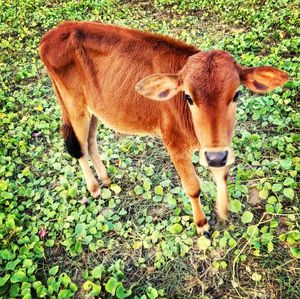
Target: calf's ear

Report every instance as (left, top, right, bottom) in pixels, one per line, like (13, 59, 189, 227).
(239, 66, 288, 94)
(135, 74, 182, 100)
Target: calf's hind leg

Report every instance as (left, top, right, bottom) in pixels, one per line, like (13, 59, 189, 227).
(62, 107, 100, 198)
(52, 79, 100, 198)
(88, 115, 111, 186)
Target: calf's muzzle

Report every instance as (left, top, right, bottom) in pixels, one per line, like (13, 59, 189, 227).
(205, 150, 228, 167)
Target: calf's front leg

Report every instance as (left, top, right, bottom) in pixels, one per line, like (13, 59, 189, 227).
(210, 167, 229, 220)
(166, 146, 209, 234)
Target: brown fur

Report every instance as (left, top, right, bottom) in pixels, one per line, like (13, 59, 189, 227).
(39, 21, 288, 232)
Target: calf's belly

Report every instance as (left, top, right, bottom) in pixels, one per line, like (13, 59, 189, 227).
(88, 106, 160, 136)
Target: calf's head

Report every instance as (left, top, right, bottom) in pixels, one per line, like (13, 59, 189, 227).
(136, 50, 288, 168)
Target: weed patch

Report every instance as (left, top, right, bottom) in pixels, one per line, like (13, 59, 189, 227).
(0, 0, 299, 298)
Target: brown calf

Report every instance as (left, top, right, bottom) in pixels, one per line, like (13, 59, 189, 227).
(39, 21, 288, 233)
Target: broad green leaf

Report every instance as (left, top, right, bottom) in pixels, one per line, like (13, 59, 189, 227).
(75, 223, 86, 236)
(268, 196, 276, 204)
(219, 236, 227, 248)
(283, 178, 294, 186)
(69, 282, 78, 292)
(0, 180, 8, 191)
(197, 236, 211, 250)
(271, 183, 282, 192)
(36, 286, 48, 298)
(5, 216, 15, 230)
(84, 235, 93, 244)
(48, 278, 60, 294)
(59, 273, 71, 288)
(143, 182, 151, 191)
(220, 261, 227, 269)
(33, 281, 42, 289)
(115, 270, 124, 281)
(212, 231, 220, 239)
(247, 225, 259, 237)
(101, 188, 112, 199)
(58, 289, 72, 299)
(89, 243, 97, 252)
(116, 284, 132, 299)
(170, 223, 183, 234)
(280, 159, 292, 170)
(154, 186, 164, 195)
(83, 280, 101, 296)
(228, 238, 237, 248)
(259, 189, 268, 200)
(89, 227, 97, 235)
(23, 259, 32, 268)
(212, 261, 219, 269)
(144, 166, 154, 176)
(132, 241, 143, 249)
(165, 194, 176, 208)
(11, 270, 26, 283)
(290, 247, 300, 258)
(68, 187, 77, 197)
(241, 211, 254, 224)
(105, 277, 119, 295)
(91, 265, 105, 279)
(1, 192, 13, 200)
(45, 239, 55, 247)
(134, 185, 144, 195)
(10, 283, 20, 297)
(278, 234, 286, 241)
(283, 188, 294, 199)
(142, 191, 152, 200)
(268, 241, 274, 252)
(5, 259, 21, 271)
(229, 200, 242, 213)
(0, 274, 10, 286)
(49, 265, 59, 276)
(110, 184, 121, 194)
(147, 286, 158, 299)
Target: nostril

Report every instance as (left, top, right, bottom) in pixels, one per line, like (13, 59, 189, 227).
(220, 150, 228, 162)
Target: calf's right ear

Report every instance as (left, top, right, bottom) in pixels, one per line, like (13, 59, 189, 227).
(135, 74, 182, 101)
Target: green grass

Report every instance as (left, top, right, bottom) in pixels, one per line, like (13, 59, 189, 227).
(0, 0, 299, 298)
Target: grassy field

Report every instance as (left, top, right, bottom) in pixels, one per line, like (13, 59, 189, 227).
(0, 0, 299, 298)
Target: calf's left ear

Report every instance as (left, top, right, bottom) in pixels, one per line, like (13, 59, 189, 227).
(239, 66, 288, 94)
(135, 74, 182, 101)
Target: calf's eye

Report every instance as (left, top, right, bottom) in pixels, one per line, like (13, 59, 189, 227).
(184, 93, 193, 105)
(233, 91, 241, 102)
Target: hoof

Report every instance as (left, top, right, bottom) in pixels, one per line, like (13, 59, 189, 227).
(203, 229, 212, 238)
(196, 221, 210, 235)
(208, 215, 217, 227)
(89, 184, 101, 198)
(216, 209, 228, 221)
(102, 177, 111, 187)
